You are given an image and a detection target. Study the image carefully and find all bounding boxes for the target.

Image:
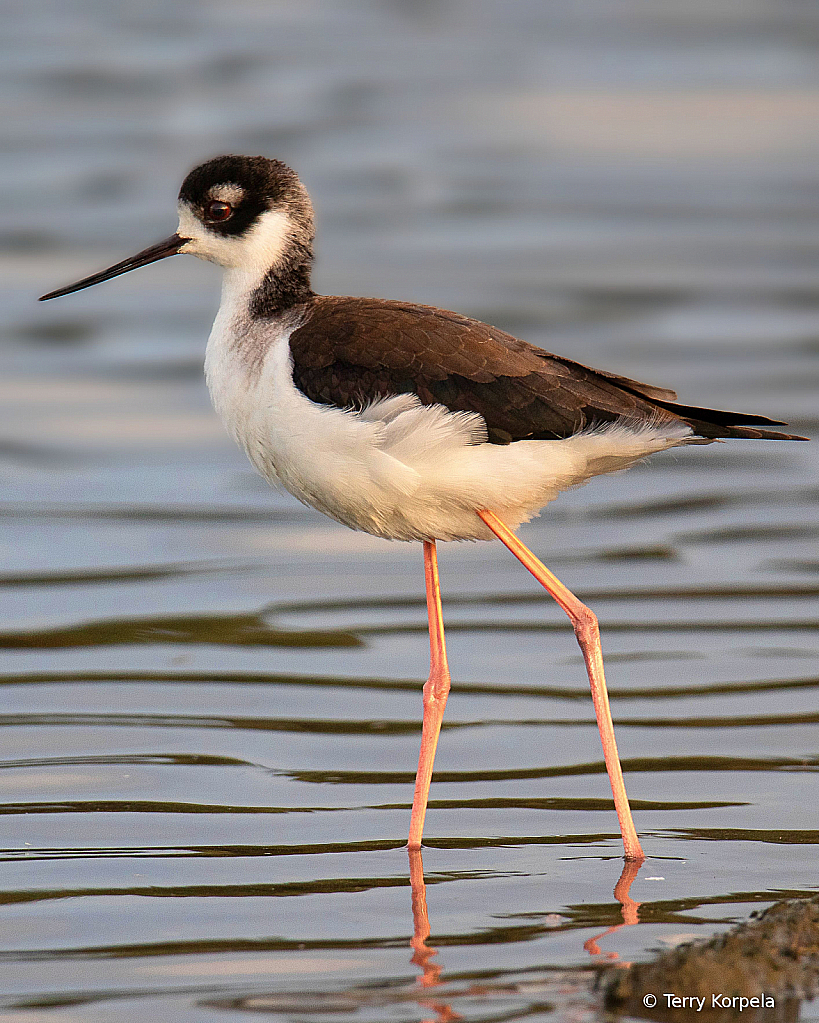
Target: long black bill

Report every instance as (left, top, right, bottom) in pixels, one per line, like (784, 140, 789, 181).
(39, 233, 188, 301)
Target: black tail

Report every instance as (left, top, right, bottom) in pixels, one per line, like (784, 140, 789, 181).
(652, 400, 807, 441)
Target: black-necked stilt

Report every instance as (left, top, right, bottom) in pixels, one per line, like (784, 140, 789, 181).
(41, 155, 805, 860)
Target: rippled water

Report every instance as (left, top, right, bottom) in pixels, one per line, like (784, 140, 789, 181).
(2, 1, 819, 1020)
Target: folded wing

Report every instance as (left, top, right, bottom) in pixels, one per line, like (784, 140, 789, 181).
(289, 297, 804, 443)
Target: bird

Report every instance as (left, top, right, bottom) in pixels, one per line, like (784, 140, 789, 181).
(40, 154, 805, 861)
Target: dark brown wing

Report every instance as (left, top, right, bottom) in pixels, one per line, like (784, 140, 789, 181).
(288, 297, 802, 442)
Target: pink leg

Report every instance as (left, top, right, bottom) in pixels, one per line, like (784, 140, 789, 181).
(477, 510, 644, 861)
(408, 541, 451, 849)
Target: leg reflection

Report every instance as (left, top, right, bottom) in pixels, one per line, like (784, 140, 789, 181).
(408, 848, 463, 1022)
(583, 858, 642, 959)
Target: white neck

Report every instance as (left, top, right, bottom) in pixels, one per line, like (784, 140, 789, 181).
(206, 267, 265, 376)
(204, 270, 263, 434)
(220, 266, 265, 316)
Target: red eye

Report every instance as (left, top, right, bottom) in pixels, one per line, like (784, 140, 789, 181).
(204, 200, 233, 223)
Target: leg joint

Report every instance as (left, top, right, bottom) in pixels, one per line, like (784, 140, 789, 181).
(571, 602, 599, 643)
(423, 672, 451, 706)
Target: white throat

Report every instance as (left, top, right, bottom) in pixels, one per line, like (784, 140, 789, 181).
(218, 266, 265, 319)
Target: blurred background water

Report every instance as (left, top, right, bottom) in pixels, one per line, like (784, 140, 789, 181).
(2, 1, 819, 1020)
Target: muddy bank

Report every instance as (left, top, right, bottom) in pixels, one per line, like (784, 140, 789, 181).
(603, 896, 819, 1020)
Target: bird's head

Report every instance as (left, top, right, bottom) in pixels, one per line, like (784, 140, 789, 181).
(40, 155, 314, 301)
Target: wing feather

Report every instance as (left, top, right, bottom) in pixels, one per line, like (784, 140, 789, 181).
(288, 297, 799, 442)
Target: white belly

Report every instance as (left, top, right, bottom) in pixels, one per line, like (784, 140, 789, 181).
(206, 326, 693, 542)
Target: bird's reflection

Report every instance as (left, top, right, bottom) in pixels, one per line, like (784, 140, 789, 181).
(408, 850, 642, 1019)
(583, 857, 642, 959)
(408, 848, 462, 1022)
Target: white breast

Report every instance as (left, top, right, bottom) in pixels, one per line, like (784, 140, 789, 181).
(205, 282, 693, 541)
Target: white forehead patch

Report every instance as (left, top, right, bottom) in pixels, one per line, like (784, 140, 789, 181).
(207, 183, 245, 204)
